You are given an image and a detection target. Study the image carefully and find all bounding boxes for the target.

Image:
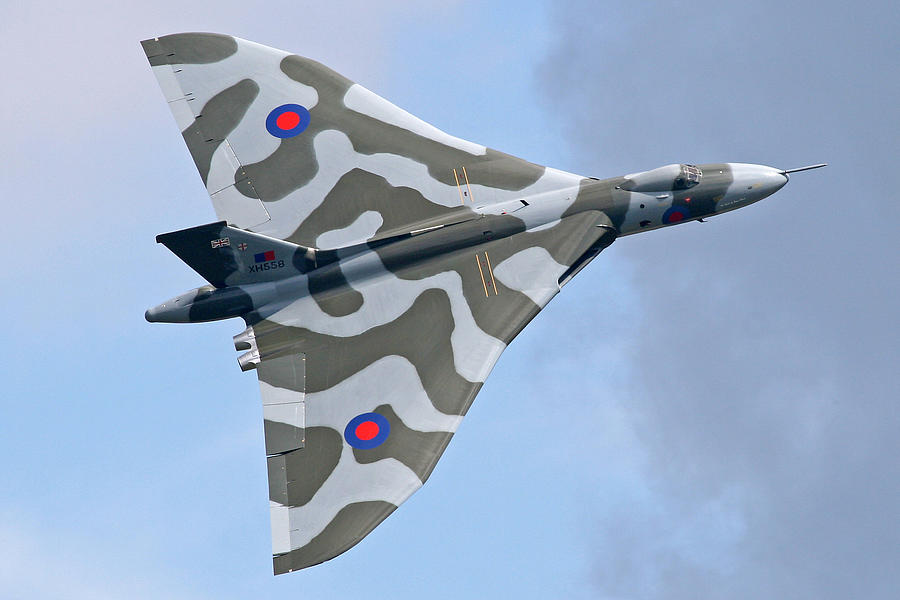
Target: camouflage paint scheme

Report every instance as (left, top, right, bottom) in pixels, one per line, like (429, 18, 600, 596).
(142, 33, 793, 574)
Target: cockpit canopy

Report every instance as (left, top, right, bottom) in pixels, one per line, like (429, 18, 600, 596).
(674, 164, 702, 189)
(621, 163, 703, 193)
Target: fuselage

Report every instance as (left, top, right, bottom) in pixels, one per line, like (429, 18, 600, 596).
(476, 162, 788, 236)
(611, 162, 788, 235)
(146, 162, 789, 327)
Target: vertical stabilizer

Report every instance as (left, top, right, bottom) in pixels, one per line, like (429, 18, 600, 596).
(156, 221, 317, 288)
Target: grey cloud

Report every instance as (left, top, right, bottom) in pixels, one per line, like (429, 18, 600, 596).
(537, 1, 899, 598)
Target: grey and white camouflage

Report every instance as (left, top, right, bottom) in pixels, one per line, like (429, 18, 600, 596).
(142, 32, 816, 574)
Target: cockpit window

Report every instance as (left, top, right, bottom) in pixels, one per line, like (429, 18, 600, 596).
(673, 164, 702, 189)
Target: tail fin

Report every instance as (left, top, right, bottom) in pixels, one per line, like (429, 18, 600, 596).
(156, 221, 318, 288)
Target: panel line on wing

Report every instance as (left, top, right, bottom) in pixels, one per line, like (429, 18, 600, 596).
(462, 166, 475, 203)
(453, 168, 465, 205)
(475, 252, 499, 298)
(475, 254, 489, 297)
(484, 251, 498, 295)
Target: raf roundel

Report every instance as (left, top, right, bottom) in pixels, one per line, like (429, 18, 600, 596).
(663, 205, 691, 224)
(266, 103, 311, 138)
(344, 412, 391, 450)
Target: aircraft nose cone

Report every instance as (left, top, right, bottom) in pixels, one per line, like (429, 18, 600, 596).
(728, 163, 789, 202)
(762, 166, 789, 194)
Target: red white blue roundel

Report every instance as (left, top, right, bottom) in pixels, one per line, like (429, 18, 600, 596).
(266, 104, 311, 138)
(344, 412, 391, 450)
(663, 205, 691, 224)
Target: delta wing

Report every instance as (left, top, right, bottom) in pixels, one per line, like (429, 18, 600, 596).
(245, 211, 615, 573)
(141, 33, 584, 245)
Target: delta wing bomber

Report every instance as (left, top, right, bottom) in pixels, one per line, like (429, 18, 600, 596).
(142, 32, 824, 574)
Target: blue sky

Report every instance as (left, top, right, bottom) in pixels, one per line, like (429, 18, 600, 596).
(2, 1, 897, 598)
